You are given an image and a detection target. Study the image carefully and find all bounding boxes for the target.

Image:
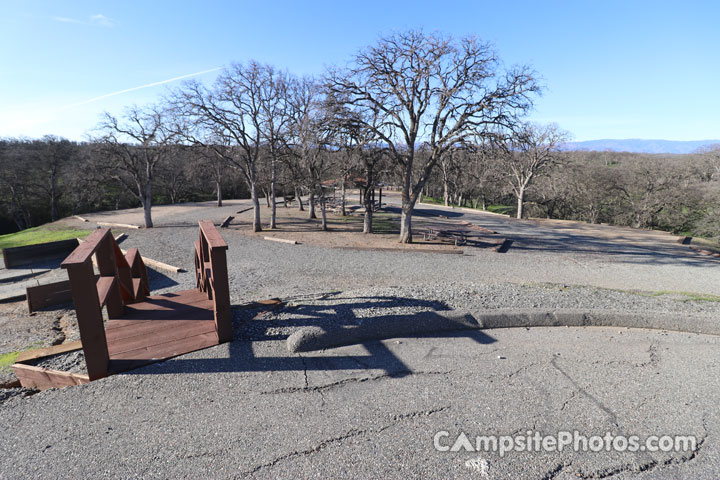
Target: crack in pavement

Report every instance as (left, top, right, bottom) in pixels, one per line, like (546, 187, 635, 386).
(559, 390, 580, 412)
(551, 356, 622, 429)
(239, 405, 451, 476)
(541, 460, 573, 480)
(259, 370, 452, 396)
(505, 361, 542, 380)
(573, 434, 706, 479)
(549, 356, 709, 477)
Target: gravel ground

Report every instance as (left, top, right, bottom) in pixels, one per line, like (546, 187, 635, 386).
(2, 199, 720, 478)
(27, 350, 86, 374)
(0, 301, 79, 386)
(241, 284, 720, 346)
(12, 282, 719, 383)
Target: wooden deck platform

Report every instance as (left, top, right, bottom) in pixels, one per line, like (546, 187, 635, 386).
(106, 289, 219, 373)
(13, 222, 232, 390)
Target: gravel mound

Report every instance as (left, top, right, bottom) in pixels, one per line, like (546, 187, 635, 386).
(27, 350, 86, 374)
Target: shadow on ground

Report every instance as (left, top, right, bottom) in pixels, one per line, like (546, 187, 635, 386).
(120, 294, 495, 378)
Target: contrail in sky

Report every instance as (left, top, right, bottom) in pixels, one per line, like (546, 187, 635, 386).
(63, 67, 222, 109)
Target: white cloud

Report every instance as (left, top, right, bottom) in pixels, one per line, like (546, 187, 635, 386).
(53, 16, 84, 24)
(53, 13, 116, 28)
(89, 14, 115, 28)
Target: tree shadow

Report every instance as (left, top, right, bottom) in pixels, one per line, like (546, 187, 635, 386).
(121, 293, 496, 378)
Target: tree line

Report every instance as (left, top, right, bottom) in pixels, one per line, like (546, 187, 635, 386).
(2, 30, 719, 241)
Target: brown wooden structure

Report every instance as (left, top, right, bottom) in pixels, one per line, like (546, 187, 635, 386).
(2, 238, 80, 268)
(12, 221, 232, 389)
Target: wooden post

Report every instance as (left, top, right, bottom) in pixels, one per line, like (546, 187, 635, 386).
(210, 247, 232, 343)
(95, 236, 123, 319)
(378, 188, 382, 208)
(64, 261, 109, 380)
(198, 221, 232, 343)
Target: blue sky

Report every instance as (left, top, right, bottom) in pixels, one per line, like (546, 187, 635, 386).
(1, 0, 718, 141)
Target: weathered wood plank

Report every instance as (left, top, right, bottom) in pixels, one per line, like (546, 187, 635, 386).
(26, 279, 73, 313)
(112, 303, 214, 325)
(109, 331, 218, 361)
(107, 320, 216, 356)
(63, 260, 109, 380)
(11, 364, 90, 391)
(3, 239, 80, 268)
(209, 247, 232, 343)
(121, 248, 182, 273)
(96, 222, 141, 229)
(199, 221, 228, 249)
(263, 236, 297, 245)
(62, 229, 110, 266)
(16, 340, 83, 363)
(220, 215, 234, 228)
(96, 276, 116, 308)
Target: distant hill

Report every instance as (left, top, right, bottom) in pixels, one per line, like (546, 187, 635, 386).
(562, 139, 720, 154)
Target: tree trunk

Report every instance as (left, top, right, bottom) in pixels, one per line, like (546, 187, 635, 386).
(143, 179, 153, 228)
(143, 199, 153, 228)
(319, 194, 328, 231)
(216, 181, 222, 207)
(363, 186, 374, 234)
(399, 206, 413, 243)
(251, 182, 262, 232)
(363, 207, 373, 233)
(270, 158, 277, 228)
(340, 175, 347, 216)
(308, 191, 316, 219)
(50, 167, 58, 222)
(399, 164, 415, 243)
(295, 186, 304, 211)
(443, 177, 450, 206)
(516, 188, 525, 220)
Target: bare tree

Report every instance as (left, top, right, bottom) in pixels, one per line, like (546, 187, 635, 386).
(498, 122, 569, 219)
(328, 95, 387, 232)
(173, 62, 268, 231)
(258, 66, 291, 228)
(93, 104, 175, 228)
(329, 30, 539, 242)
(287, 77, 336, 230)
(32, 136, 75, 221)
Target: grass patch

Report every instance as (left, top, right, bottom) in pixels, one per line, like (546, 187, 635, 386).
(421, 196, 515, 215)
(645, 291, 720, 302)
(0, 351, 20, 372)
(486, 205, 515, 215)
(0, 226, 91, 252)
(535, 283, 720, 303)
(607, 286, 720, 302)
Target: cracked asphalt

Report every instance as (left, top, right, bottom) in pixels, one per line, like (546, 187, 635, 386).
(1, 196, 720, 479)
(2, 326, 718, 479)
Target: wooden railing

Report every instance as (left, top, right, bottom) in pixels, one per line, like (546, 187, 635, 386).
(195, 221, 232, 343)
(61, 229, 150, 380)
